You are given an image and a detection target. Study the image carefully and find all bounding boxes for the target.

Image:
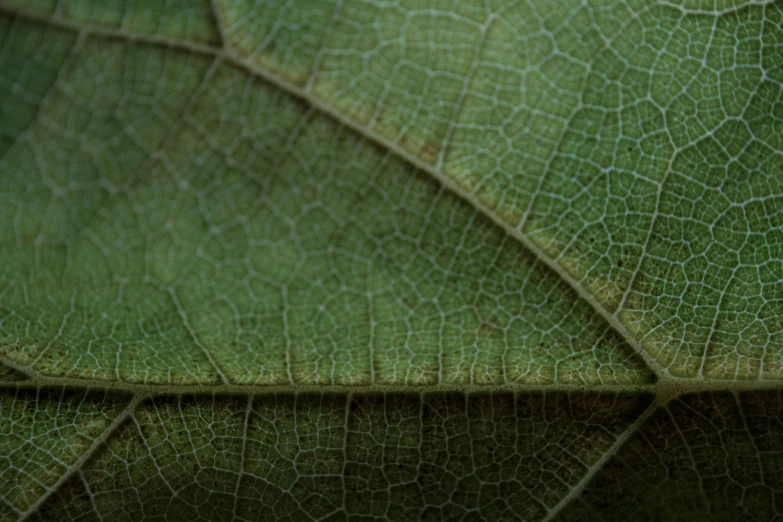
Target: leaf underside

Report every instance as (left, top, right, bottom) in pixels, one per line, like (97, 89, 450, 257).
(0, 0, 781, 520)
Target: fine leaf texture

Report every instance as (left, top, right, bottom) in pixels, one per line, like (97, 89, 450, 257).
(0, 0, 781, 520)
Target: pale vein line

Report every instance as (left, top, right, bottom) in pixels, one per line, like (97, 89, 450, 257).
(339, 392, 352, 518)
(541, 390, 671, 522)
(303, 0, 344, 95)
(168, 286, 229, 385)
(698, 266, 739, 378)
(436, 13, 495, 170)
(654, 0, 779, 16)
(230, 393, 254, 522)
(0, 2, 668, 381)
(667, 399, 712, 513)
(0, 353, 37, 379)
(207, 0, 227, 49)
(0, 18, 83, 164)
(78, 470, 104, 522)
(19, 395, 142, 521)
(30, 292, 76, 367)
(734, 389, 768, 487)
(366, 285, 376, 385)
(517, 0, 673, 234)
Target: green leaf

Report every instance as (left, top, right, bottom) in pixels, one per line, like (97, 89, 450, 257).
(555, 391, 783, 522)
(0, 0, 780, 519)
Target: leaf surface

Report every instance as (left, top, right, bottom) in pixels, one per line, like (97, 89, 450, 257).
(0, 0, 781, 520)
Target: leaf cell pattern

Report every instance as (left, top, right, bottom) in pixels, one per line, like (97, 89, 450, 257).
(28, 392, 650, 521)
(0, 13, 652, 386)
(557, 391, 783, 522)
(0, 0, 781, 520)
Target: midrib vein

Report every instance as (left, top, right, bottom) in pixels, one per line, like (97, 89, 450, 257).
(4, 353, 783, 395)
